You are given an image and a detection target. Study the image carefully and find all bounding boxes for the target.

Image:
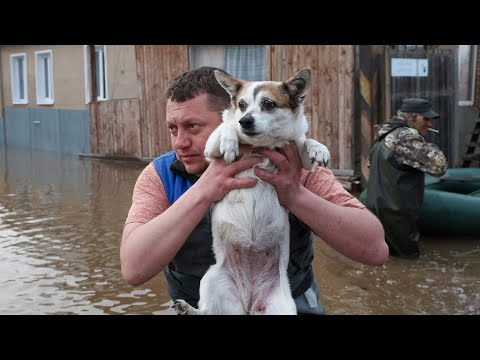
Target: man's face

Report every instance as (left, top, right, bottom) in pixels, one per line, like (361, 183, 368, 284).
(166, 93, 222, 175)
(410, 114, 434, 137)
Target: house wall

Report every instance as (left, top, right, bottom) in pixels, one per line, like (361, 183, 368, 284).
(1, 45, 86, 109)
(1, 45, 89, 154)
(0, 45, 138, 155)
(106, 45, 138, 100)
(4, 107, 90, 154)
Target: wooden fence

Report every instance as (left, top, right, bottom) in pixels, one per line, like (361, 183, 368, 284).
(89, 98, 141, 158)
(269, 45, 355, 171)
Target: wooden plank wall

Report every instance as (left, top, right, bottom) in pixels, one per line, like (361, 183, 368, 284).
(269, 45, 355, 170)
(89, 98, 141, 157)
(136, 45, 189, 158)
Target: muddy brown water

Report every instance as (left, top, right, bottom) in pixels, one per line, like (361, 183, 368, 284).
(0, 148, 479, 315)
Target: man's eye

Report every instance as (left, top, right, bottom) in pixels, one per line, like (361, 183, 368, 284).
(189, 123, 198, 129)
(238, 100, 247, 112)
(168, 126, 177, 134)
(262, 99, 275, 111)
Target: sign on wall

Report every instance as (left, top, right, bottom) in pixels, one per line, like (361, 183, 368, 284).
(391, 58, 428, 77)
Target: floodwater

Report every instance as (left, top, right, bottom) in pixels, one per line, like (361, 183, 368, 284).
(0, 147, 479, 315)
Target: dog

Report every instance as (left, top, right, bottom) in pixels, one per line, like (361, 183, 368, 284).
(173, 68, 330, 315)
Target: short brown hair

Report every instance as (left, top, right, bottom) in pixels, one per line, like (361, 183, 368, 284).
(165, 66, 231, 113)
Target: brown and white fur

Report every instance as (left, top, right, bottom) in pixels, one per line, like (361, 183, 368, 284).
(173, 68, 330, 315)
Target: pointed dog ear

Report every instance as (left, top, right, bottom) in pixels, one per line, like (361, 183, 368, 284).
(214, 70, 244, 98)
(284, 68, 311, 103)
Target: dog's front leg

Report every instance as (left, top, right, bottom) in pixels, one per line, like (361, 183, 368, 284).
(204, 122, 239, 164)
(204, 124, 224, 162)
(219, 122, 239, 164)
(296, 137, 330, 170)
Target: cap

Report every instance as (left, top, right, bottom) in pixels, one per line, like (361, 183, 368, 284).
(400, 98, 439, 119)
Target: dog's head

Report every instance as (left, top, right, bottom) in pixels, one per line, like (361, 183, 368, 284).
(214, 68, 311, 147)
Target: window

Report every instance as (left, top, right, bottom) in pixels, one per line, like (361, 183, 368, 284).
(35, 50, 54, 105)
(10, 53, 28, 104)
(458, 45, 478, 106)
(189, 45, 266, 81)
(84, 45, 108, 103)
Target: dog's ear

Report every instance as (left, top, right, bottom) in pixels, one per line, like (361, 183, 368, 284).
(214, 70, 243, 98)
(284, 68, 311, 103)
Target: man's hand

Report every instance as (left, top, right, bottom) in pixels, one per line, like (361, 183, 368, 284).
(197, 144, 261, 204)
(254, 141, 303, 209)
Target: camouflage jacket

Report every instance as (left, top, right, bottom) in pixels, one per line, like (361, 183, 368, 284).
(373, 116, 447, 177)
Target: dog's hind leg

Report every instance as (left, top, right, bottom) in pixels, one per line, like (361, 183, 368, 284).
(173, 299, 204, 315)
(197, 264, 247, 315)
(261, 230, 297, 315)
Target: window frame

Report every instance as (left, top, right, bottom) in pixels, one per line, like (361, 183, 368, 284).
(458, 45, 478, 107)
(10, 52, 28, 104)
(34, 49, 54, 105)
(84, 45, 108, 103)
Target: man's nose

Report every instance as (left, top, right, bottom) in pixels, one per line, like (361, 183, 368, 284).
(174, 131, 192, 149)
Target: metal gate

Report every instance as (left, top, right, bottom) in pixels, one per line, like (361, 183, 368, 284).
(388, 48, 455, 166)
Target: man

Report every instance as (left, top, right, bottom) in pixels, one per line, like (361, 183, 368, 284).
(120, 66, 388, 314)
(365, 98, 447, 259)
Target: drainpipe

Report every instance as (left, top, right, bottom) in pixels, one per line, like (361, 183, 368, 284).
(0, 46, 7, 148)
(88, 45, 99, 153)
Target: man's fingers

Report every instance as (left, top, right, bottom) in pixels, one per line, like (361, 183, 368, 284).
(227, 156, 262, 176)
(283, 141, 299, 160)
(256, 148, 283, 165)
(231, 177, 257, 189)
(253, 167, 274, 182)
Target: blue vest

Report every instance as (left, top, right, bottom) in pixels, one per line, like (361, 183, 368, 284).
(154, 151, 314, 306)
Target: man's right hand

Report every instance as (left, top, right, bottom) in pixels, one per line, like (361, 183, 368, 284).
(197, 147, 262, 203)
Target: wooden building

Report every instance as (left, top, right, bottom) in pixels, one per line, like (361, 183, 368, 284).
(2, 45, 479, 190)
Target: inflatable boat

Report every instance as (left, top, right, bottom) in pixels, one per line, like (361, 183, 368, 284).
(419, 168, 480, 237)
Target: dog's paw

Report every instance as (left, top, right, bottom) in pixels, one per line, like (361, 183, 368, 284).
(204, 147, 216, 163)
(172, 299, 193, 315)
(220, 137, 239, 164)
(304, 139, 330, 167)
(204, 138, 221, 162)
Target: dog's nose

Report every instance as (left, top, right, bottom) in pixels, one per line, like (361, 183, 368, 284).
(239, 114, 255, 130)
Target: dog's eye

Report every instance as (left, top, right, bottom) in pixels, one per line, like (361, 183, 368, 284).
(238, 99, 247, 112)
(261, 99, 276, 111)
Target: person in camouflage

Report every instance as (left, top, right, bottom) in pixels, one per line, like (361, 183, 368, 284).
(365, 98, 447, 259)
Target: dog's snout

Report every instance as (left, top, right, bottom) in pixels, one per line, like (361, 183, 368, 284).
(239, 114, 255, 130)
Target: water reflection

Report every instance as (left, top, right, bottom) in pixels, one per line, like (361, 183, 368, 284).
(0, 147, 173, 314)
(0, 147, 479, 315)
(314, 237, 480, 315)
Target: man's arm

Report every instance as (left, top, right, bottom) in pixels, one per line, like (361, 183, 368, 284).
(254, 142, 388, 266)
(120, 155, 262, 286)
(388, 129, 447, 177)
